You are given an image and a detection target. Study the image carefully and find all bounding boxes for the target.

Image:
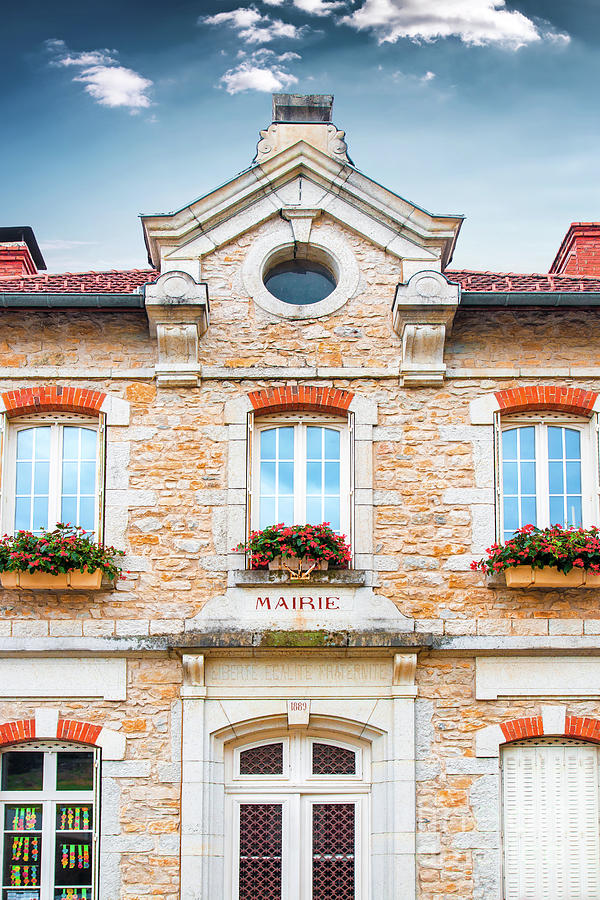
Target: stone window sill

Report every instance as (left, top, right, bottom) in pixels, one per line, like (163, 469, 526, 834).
(233, 569, 366, 587)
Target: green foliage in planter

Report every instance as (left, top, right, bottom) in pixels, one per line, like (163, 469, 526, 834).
(0, 524, 125, 580)
(235, 522, 352, 570)
(472, 524, 600, 577)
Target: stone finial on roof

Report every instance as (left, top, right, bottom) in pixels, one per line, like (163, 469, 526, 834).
(255, 93, 352, 165)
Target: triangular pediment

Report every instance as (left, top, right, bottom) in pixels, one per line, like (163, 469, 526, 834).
(142, 141, 463, 269)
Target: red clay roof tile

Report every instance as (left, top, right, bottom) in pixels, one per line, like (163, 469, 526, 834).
(0, 269, 158, 293)
(446, 269, 600, 292)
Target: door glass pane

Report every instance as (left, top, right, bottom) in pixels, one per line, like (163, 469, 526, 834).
(1, 755, 43, 793)
(306, 427, 340, 530)
(312, 803, 355, 900)
(3, 806, 42, 898)
(239, 803, 282, 900)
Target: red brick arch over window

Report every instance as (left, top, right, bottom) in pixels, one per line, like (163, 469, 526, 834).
(0, 386, 106, 419)
(501, 714, 600, 744)
(495, 386, 598, 417)
(249, 386, 354, 417)
(0, 718, 102, 746)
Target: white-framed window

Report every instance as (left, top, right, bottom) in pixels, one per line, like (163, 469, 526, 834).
(225, 732, 369, 900)
(498, 414, 598, 541)
(502, 738, 600, 900)
(249, 415, 352, 538)
(0, 742, 99, 900)
(0, 415, 104, 538)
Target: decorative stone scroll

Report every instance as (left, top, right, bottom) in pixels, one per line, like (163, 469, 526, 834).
(392, 270, 460, 386)
(145, 271, 209, 387)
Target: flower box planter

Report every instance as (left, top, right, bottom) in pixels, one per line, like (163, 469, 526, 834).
(504, 566, 600, 589)
(0, 568, 104, 590)
(268, 555, 329, 574)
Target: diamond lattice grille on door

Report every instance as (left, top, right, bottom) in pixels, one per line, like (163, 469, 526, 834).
(239, 803, 282, 900)
(312, 803, 355, 900)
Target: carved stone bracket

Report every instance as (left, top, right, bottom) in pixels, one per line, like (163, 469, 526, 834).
(392, 652, 418, 697)
(255, 122, 351, 164)
(145, 271, 209, 388)
(182, 653, 206, 698)
(392, 271, 460, 387)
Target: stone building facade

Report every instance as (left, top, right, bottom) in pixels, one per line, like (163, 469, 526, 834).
(1, 95, 600, 899)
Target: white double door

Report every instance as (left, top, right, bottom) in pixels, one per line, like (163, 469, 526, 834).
(229, 792, 367, 900)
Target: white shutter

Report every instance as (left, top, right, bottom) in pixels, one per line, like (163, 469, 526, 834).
(493, 411, 502, 539)
(503, 742, 600, 900)
(246, 412, 254, 553)
(0, 412, 5, 533)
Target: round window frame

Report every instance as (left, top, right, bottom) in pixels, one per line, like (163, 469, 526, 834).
(241, 225, 360, 320)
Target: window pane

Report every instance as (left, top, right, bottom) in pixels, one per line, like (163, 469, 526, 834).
(16, 429, 33, 460)
(32, 501, 48, 534)
(278, 462, 294, 496)
(549, 495, 565, 526)
(60, 498, 77, 527)
(277, 498, 294, 526)
(324, 462, 340, 495)
(15, 462, 32, 496)
(56, 753, 94, 791)
(61, 427, 79, 460)
(239, 804, 282, 900)
(566, 461, 581, 494)
(79, 462, 96, 495)
(80, 428, 97, 459)
(503, 497, 519, 538)
(521, 497, 537, 528)
(565, 427, 581, 459)
(306, 497, 322, 525)
(33, 462, 49, 496)
(324, 428, 340, 459)
(306, 462, 322, 495)
(548, 461, 564, 494)
(61, 462, 78, 496)
(3, 806, 42, 895)
(260, 462, 276, 495)
(547, 425, 564, 459)
(520, 462, 536, 495)
(323, 498, 340, 532)
(78, 499, 95, 535)
(566, 496, 583, 527)
(260, 429, 276, 460)
(503, 428, 517, 458)
(306, 426, 322, 460)
(54, 835, 93, 890)
(277, 427, 294, 460)
(519, 426, 535, 459)
(259, 499, 275, 530)
(14, 499, 31, 534)
(502, 461, 518, 495)
(312, 803, 355, 900)
(1, 754, 44, 792)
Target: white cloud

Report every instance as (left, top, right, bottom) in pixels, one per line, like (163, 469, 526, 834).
(39, 239, 97, 250)
(220, 47, 299, 93)
(202, 6, 302, 43)
(262, 0, 346, 13)
(44, 39, 153, 110)
(341, 0, 569, 49)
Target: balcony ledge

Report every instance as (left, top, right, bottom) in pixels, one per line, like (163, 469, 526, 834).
(233, 569, 366, 588)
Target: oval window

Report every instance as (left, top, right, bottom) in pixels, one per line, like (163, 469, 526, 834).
(264, 259, 336, 306)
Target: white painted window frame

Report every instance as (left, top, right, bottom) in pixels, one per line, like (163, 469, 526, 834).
(0, 741, 100, 900)
(251, 414, 351, 540)
(225, 732, 370, 900)
(1, 414, 104, 538)
(498, 412, 599, 538)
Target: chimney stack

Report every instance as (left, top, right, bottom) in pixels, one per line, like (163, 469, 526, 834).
(254, 93, 352, 166)
(0, 227, 46, 279)
(550, 223, 600, 277)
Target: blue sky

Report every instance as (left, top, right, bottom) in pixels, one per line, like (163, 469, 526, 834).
(2, 0, 599, 274)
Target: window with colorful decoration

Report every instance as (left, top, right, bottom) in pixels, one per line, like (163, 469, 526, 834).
(0, 744, 97, 900)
